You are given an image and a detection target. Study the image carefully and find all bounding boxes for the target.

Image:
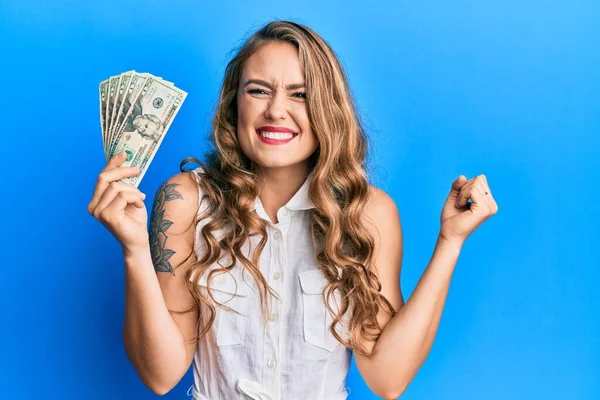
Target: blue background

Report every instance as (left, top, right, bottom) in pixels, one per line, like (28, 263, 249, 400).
(1, 1, 598, 399)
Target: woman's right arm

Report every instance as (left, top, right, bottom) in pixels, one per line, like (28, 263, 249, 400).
(122, 170, 200, 395)
(88, 152, 200, 395)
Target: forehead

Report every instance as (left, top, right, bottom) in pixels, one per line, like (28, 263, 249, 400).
(242, 41, 303, 83)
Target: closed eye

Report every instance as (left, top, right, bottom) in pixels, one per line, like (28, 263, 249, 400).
(247, 88, 269, 95)
(292, 92, 307, 99)
(246, 88, 307, 100)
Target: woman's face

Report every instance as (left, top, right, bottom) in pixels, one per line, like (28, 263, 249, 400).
(236, 41, 318, 172)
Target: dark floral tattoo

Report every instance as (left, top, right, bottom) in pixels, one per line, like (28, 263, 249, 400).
(149, 181, 183, 273)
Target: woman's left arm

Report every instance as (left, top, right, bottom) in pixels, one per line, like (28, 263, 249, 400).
(356, 235, 462, 399)
(355, 175, 498, 399)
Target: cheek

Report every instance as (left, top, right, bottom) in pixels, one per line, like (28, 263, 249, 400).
(237, 98, 261, 123)
(292, 107, 312, 132)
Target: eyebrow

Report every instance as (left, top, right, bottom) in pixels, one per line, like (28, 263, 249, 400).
(243, 79, 305, 90)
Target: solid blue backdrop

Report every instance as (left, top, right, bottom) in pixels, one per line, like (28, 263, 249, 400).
(1, 1, 598, 399)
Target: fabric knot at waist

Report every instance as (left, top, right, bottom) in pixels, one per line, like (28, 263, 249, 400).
(236, 378, 274, 400)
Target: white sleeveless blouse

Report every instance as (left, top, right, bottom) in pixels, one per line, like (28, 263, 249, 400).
(188, 167, 352, 400)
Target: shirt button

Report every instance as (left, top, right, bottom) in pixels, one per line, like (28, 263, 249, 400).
(273, 231, 281, 240)
(269, 312, 278, 321)
(273, 272, 281, 280)
(267, 357, 276, 368)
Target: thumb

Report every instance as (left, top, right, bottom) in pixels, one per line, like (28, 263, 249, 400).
(448, 175, 466, 200)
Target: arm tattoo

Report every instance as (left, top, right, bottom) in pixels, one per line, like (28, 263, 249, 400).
(149, 181, 183, 273)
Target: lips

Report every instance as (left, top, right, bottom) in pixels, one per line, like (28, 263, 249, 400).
(255, 127, 298, 145)
(256, 125, 298, 135)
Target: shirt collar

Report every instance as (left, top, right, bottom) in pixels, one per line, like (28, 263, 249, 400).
(252, 170, 315, 212)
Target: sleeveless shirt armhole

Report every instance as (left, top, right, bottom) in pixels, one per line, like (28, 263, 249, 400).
(189, 166, 208, 220)
(189, 166, 209, 286)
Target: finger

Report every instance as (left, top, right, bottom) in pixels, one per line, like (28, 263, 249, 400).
(457, 178, 493, 211)
(99, 165, 141, 182)
(476, 178, 496, 211)
(475, 179, 491, 202)
(105, 181, 146, 199)
(455, 179, 475, 207)
(101, 191, 145, 222)
(103, 151, 128, 172)
(88, 166, 141, 214)
(92, 182, 145, 218)
(456, 189, 469, 208)
(468, 186, 495, 216)
(447, 175, 467, 202)
(479, 174, 488, 186)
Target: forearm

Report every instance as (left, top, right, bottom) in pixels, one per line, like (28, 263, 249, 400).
(122, 248, 188, 393)
(372, 236, 463, 396)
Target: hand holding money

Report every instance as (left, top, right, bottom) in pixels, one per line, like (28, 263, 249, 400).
(87, 151, 150, 255)
(99, 71, 187, 187)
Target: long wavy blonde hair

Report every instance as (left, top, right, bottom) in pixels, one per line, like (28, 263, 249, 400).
(175, 19, 397, 357)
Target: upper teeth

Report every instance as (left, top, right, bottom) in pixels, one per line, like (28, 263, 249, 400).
(259, 130, 295, 139)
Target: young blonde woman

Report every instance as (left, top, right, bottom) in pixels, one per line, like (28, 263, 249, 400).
(87, 20, 497, 400)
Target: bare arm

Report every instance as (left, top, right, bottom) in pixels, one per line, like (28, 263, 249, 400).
(122, 171, 200, 395)
(357, 236, 461, 399)
(353, 187, 463, 399)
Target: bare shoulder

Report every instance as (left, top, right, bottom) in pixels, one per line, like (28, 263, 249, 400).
(366, 184, 398, 211)
(364, 185, 401, 236)
(155, 171, 200, 210)
(152, 171, 200, 231)
(363, 184, 403, 281)
(150, 170, 201, 273)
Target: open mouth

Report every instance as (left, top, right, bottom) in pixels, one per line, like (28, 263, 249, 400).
(255, 129, 298, 144)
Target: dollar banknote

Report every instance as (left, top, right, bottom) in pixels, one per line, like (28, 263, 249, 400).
(99, 71, 187, 187)
(99, 79, 109, 147)
(108, 70, 134, 139)
(105, 76, 120, 153)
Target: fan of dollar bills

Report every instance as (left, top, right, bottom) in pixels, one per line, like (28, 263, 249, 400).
(99, 70, 188, 187)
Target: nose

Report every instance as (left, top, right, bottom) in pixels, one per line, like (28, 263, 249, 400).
(264, 92, 287, 121)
